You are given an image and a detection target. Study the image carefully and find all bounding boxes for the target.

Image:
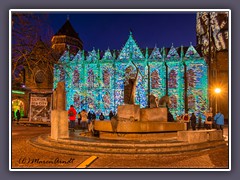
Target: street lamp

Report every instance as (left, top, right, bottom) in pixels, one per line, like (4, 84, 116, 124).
(214, 88, 221, 113)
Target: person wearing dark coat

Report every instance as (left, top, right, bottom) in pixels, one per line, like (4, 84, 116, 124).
(16, 110, 21, 124)
(109, 111, 114, 120)
(99, 113, 105, 121)
(190, 113, 197, 130)
(198, 116, 202, 130)
(167, 111, 174, 122)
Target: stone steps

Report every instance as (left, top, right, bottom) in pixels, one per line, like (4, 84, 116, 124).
(28, 134, 227, 156)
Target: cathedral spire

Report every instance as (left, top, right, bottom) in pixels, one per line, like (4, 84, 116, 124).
(180, 45, 184, 59)
(129, 29, 133, 36)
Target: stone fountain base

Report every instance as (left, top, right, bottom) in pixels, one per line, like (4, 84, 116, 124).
(94, 104, 185, 140)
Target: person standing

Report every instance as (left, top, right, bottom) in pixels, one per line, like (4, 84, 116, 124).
(77, 111, 82, 125)
(16, 110, 21, 124)
(109, 110, 114, 120)
(183, 113, 190, 130)
(99, 113, 105, 121)
(87, 111, 93, 124)
(198, 115, 202, 130)
(68, 105, 77, 132)
(214, 111, 224, 130)
(88, 111, 96, 134)
(190, 113, 197, 130)
(12, 110, 15, 122)
(80, 109, 88, 132)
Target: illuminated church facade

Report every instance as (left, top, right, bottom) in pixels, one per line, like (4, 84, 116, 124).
(54, 31, 208, 119)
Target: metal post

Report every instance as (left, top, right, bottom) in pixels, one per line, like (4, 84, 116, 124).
(215, 95, 218, 113)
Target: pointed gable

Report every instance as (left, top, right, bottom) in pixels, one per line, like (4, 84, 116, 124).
(166, 44, 180, 59)
(102, 48, 113, 60)
(73, 50, 84, 62)
(87, 48, 98, 62)
(118, 32, 144, 60)
(185, 44, 200, 58)
(149, 45, 162, 60)
(55, 19, 82, 42)
(59, 50, 69, 63)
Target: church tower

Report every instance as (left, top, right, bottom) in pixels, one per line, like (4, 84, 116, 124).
(51, 18, 83, 56)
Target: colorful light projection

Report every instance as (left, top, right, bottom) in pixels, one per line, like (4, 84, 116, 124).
(196, 12, 228, 61)
(54, 32, 208, 119)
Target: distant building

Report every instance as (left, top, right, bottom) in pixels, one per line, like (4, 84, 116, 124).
(54, 32, 208, 119)
(51, 19, 83, 57)
(12, 39, 55, 121)
(196, 12, 229, 121)
(12, 19, 82, 121)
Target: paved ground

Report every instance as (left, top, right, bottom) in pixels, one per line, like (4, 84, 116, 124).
(11, 123, 229, 170)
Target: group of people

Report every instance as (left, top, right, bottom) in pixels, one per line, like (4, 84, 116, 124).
(68, 105, 115, 132)
(182, 111, 224, 131)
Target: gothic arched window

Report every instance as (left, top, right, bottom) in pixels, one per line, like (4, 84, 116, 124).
(103, 92, 110, 109)
(73, 93, 81, 109)
(103, 70, 110, 87)
(88, 69, 94, 88)
(73, 69, 79, 87)
(188, 95, 195, 109)
(151, 70, 160, 89)
(187, 69, 195, 88)
(169, 95, 177, 109)
(125, 66, 136, 85)
(168, 70, 177, 88)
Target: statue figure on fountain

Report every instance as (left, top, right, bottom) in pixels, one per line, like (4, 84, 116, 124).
(124, 67, 139, 105)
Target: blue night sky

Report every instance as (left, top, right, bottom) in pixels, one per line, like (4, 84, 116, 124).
(46, 11, 197, 51)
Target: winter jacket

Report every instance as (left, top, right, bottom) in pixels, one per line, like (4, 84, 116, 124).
(80, 110, 88, 122)
(214, 113, 224, 125)
(68, 107, 77, 121)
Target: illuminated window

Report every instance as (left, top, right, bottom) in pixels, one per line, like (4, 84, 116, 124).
(151, 70, 160, 89)
(103, 70, 110, 87)
(103, 92, 110, 109)
(188, 95, 195, 109)
(187, 69, 195, 88)
(169, 95, 177, 109)
(73, 69, 79, 87)
(73, 93, 81, 109)
(88, 69, 94, 88)
(168, 70, 177, 88)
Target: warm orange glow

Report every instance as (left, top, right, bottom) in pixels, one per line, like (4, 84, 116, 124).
(214, 88, 221, 94)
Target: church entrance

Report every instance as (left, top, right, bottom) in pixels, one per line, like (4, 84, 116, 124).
(12, 99, 24, 119)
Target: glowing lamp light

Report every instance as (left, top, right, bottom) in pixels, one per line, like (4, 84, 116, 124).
(214, 88, 221, 94)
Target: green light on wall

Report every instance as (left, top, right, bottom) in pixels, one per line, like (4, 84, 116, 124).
(12, 90, 25, 95)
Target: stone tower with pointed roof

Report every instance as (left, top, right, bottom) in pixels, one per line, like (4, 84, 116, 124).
(51, 19, 83, 56)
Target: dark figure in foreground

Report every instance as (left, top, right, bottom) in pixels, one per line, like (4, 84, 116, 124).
(16, 110, 21, 124)
(167, 111, 174, 122)
(88, 111, 93, 123)
(190, 113, 196, 130)
(12, 110, 15, 121)
(198, 116, 202, 130)
(205, 115, 212, 130)
(77, 112, 81, 125)
(109, 111, 114, 120)
(183, 113, 190, 130)
(99, 113, 105, 121)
